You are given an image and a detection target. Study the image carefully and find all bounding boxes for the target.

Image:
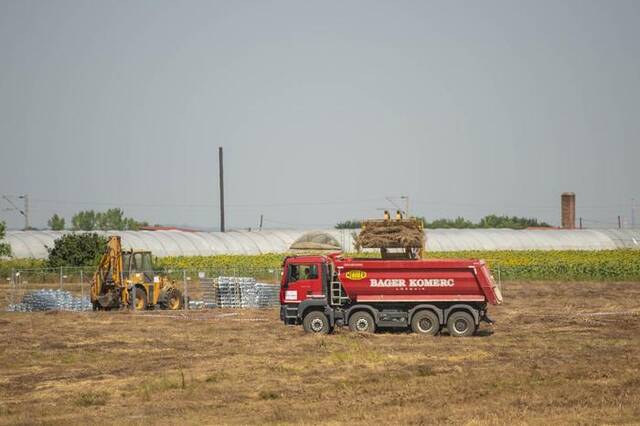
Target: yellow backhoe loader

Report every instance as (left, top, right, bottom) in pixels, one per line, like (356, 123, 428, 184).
(91, 236, 184, 310)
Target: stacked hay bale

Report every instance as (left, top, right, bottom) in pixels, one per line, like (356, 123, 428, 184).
(355, 218, 425, 259)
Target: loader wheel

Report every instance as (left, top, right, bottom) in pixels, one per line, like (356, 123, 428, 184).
(164, 288, 183, 310)
(349, 311, 376, 333)
(447, 311, 476, 337)
(132, 288, 147, 311)
(411, 310, 440, 336)
(302, 311, 330, 334)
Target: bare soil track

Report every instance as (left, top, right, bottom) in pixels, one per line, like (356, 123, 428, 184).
(1, 281, 639, 425)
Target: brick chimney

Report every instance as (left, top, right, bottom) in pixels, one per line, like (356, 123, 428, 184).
(561, 192, 576, 229)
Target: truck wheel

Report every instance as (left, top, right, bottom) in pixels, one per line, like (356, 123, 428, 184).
(411, 310, 440, 336)
(348, 311, 376, 333)
(447, 311, 476, 337)
(302, 311, 330, 334)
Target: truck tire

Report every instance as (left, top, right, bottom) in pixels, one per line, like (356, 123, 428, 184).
(411, 310, 440, 336)
(302, 311, 330, 334)
(447, 311, 476, 337)
(348, 311, 376, 333)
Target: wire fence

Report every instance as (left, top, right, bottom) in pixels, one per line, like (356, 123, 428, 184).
(1, 266, 283, 312)
(2, 260, 637, 312)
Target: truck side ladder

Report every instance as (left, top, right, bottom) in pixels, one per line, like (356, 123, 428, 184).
(330, 281, 349, 305)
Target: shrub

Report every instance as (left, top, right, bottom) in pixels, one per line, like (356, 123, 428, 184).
(0, 221, 10, 257)
(46, 233, 108, 268)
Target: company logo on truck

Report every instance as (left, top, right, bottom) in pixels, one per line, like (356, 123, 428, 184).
(370, 278, 455, 287)
(346, 270, 367, 280)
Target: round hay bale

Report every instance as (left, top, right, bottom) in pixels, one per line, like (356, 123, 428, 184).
(289, 231, 341, 251)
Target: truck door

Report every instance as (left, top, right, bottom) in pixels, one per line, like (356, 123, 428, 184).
(283, 262, 323, 303)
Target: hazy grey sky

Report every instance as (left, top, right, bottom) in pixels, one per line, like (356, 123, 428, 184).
(1, 0, 639, 230)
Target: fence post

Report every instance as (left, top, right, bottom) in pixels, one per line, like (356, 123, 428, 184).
(10, 267, 15, 307)
(131, 286, 136, 311)
(80, 269, 84, 309)
(183, 269, 188, 310)
(59, 266, 63, 290)
(234, 267, 239, 308)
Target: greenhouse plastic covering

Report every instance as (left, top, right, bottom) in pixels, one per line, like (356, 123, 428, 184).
(3, 228, 640, 259)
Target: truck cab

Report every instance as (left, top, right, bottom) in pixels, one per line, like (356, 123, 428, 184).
(280, 255, 336, 333)
(280, 255, 328, 305)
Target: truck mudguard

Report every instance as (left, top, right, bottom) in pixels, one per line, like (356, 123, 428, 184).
(297, 300, 335, 326)
(444, 304, 480, 325)
(408, 304, 445, 325)
(344, 304, 379, 324)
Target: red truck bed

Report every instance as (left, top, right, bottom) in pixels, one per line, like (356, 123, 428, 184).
(333, 256, 503, 305)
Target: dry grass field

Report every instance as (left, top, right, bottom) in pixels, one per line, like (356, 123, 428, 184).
(1, 281, 639, 425)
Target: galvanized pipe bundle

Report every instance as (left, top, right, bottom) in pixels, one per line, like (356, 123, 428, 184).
(188, 277, 280, 309)
(7, 289, 91, 312)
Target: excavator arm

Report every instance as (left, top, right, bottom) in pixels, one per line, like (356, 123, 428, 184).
(90, 236, 124, 306)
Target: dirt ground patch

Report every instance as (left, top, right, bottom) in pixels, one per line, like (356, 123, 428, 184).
(1, 281, 639, 425)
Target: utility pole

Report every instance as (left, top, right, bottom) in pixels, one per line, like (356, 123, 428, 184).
(218, 147, 225, 232)
(401, 195, 410, 217)
(2, 194, 29, 230)
(19, 194, 29, 230)
(385, 196, 410, 218)
(618, 215, 622, 229)
(632, 198, 636, 229)
(259, 214, 263, 231)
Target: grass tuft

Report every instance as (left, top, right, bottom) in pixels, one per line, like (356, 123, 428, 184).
(75, 391, 108, 407)
(414, 364, 436, 377)
(259, 390, 281, 400)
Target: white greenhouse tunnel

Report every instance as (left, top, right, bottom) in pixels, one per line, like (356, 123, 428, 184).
(2, 228, 640, 259)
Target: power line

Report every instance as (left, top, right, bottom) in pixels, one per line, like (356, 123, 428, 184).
(2, 194, 29, 230)
(29, 196, 386, 209)
(262, 218, 335, 228)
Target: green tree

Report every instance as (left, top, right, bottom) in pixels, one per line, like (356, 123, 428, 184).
(46, 233, 108, 267)
(0, 221, 11, 257)
(478, 214, 550, 229)
(422, 216, 476, 229)
(71, 210, 98, 231)
(72, 209, 148, 231)
(125, 217, 149, 230)
(419, 214, 551, 229)
(96, 208, 126, 230)
(48, 214, 65, 230)
(335, 220, 362, 229)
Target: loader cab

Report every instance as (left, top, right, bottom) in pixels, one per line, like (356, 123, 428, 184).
(281, 256, 327, 303)
(122, 250, 154, 282)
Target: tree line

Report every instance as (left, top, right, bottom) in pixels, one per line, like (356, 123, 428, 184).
(336, 214, 551, 229)
(47, 208, 149, 231)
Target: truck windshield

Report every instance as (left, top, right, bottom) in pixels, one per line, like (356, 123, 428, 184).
(288, 264, 318, 282)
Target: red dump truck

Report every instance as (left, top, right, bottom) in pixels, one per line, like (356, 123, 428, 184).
(280, 253, 503, 336)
